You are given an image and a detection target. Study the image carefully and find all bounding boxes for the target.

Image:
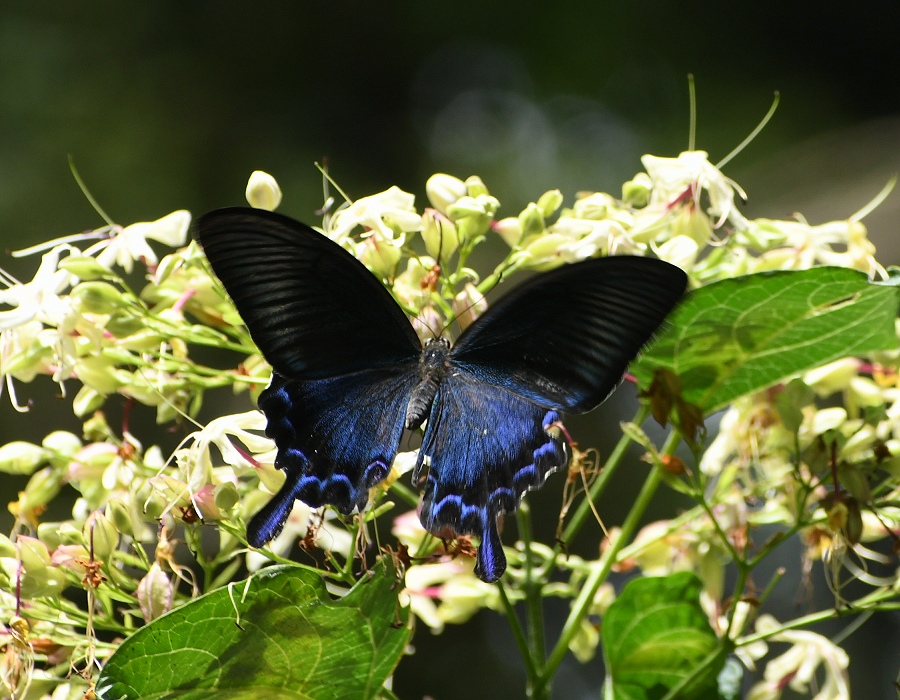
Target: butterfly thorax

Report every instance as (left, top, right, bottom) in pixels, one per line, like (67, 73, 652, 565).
(405, 337, 451, 430)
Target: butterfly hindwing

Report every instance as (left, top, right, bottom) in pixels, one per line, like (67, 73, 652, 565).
(247, 366, 420, 546)
(417, 369, 567, 582)
(195, 207, 421, 379)
(450, 256, 687, 412)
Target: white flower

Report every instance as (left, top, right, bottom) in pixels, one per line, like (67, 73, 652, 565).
(749, 217, 885, 277)
(0, 245, 75, 330)
(747, 615, 849, 700)
(90, 210, 191, 273)
(245, 170, 282, 211)
(328, 186, 422, 244)
(642, 151, 749, 231)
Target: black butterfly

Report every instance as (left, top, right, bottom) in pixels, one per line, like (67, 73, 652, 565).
(195, 207, 686, 582)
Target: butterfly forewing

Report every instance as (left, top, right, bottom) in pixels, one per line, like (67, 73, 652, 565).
(449, 256, 687, 412)
(195, 207, 421, 379)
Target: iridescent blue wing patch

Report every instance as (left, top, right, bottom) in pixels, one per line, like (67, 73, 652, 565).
(416, 370, 567, 582)
(249, 368, 418, 546)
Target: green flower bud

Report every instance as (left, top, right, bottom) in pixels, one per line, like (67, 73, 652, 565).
(16, 535, 66, 598)
(74, 356, 123, 395)
(105, 312, 146, 339)
(537, 189, 564, 219)
(37, 522, 65, 550)
(622, 172, 652, 207)
(425, 173, 468, 216)
(56, 522, 86, 546)
(569, 619, 600, 663)
(107, 499, 137, 539)
(518, 203, 545, 239)
(83, 511, 119, 563)
(464, 175, 489, 198)
(58, 255, 111, 280)
(493, 217, 523, 248)
(137, 562, 173, 623)
(72, 281, 126, 314)
(17, 466, 63, 514)
(42, 430, 82, 458)
(214, 482, 241, 513)
(447, 196, 492, 220)
(0, 441, 47, 475)
(245, 170, 282, 211)
(421, 209, 459, 262)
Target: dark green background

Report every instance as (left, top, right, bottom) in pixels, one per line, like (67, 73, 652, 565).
(1, 2, 899, 698)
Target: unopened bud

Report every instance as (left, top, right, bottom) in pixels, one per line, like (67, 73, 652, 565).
(426, 173, 468, 216)
(245, 170, 282, 211)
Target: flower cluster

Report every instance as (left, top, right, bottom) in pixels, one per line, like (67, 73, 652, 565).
(0, 152, 897, 698)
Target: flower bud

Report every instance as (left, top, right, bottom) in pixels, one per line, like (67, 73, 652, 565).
(0, 441, 47, 475)
(421, 209, 459, 262)
(17, 466, 63, 515)
(656, 235, 699, 270)
(622, 172, 652, 207)
(357, 233, 401, 280)
(453, 283, 488, 332)
(426, 173, 468, 216)
(107, 500, 137, 539)
(518, 203, 545, 239)
(72, 281, 126, 314)
(214, 481, 241, 513)
(83, 510, 119, 563)
(493, 217, 523, 248)
(464, 175, 489, 198)
(537, 189, 564, 219)
(17, 535, 66, 598)
(73, 386, 106, 418)
(447, 196, 494, 220)
(0, 534, 16, 558)
(245, 170, 282, 211)
(58, 255, 111, 281)
(137, 562, 174, 622)
(74, 356, 124, 395)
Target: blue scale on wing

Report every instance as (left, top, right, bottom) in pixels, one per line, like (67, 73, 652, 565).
(247, 364, 419, 547)
(417, 370, 567, 582)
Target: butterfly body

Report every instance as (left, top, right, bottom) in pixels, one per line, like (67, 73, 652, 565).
(196, 207, 687, 582)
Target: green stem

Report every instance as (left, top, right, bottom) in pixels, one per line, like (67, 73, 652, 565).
(497, 581, 538, 688)
(536, 429, 681, 695)
(516, 501, 547, 694)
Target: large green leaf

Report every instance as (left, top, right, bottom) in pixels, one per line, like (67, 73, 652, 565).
(603, 572, 722, 700)
(632, 267, 900, 413)
(96, 564, 409, 700)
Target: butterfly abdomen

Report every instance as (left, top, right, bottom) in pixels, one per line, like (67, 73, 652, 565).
(405, 338, 451, 430)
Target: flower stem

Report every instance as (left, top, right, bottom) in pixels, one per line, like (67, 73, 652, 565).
(516, 501, 547, 696)
(535, 428, 680, 695)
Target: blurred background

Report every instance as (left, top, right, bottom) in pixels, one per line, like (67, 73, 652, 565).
(1, 2, 899, 698)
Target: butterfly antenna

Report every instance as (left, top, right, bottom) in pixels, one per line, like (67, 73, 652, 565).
(716, 91, 780, 169)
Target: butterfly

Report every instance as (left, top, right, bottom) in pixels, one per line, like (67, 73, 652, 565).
(195, 207, 687, 582)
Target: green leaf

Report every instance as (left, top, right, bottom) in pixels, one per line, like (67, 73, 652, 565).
(96, 564, 410, 700)
(603, 573, 723, 700)
(633, 267, 900, 413)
